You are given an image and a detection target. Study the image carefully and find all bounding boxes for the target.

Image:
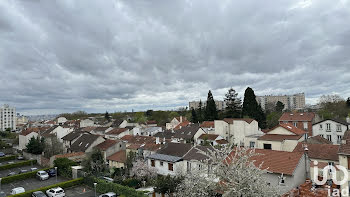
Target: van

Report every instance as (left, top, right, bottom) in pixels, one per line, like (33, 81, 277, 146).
(11, 187, 25, 195)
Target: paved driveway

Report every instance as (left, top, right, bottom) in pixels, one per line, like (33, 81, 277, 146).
(0, 164, 41, 178)
(65, 185, 98, 197)
(1, 176, 67, 196)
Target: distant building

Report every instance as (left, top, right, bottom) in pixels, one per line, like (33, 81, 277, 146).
(256, 93, 305, 111)
(189, 100, 226, 111)
(0, 104, 16, 131)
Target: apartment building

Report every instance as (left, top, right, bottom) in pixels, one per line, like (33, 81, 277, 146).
(189, 100, 226, 111)
(0, 104, 16, 131)
(256, 93, 305, 111)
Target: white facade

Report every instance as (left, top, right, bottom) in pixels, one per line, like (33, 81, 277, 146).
(312, 120, 349, 144)
(0, 104, 16, 131)
(148, 158, 184, 176)
(57, 117, 67, 125)
(51, 126, 74, 143)
(19, 132, 38, 150)
(80, 119, 94, 128)
(256, 93, 305, 111)
(213, 119, 263, 145)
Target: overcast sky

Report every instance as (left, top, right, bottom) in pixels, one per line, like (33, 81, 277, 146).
(1, 0, 350, 115)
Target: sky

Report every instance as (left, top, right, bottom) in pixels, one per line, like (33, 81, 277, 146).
(1, 0, 350, 115)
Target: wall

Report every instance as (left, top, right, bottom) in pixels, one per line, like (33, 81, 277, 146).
(80, 119, 94, 128)
(312, 120, 349, 144)
(109, 160, 125, 169)
(268, 127, 294, 135)
(103, 141, 126, 161)
(256, 140, 282, 151)
(19, 132, 38, 150)
(85, 136, 105, 153)
(148, 158, 183, 176)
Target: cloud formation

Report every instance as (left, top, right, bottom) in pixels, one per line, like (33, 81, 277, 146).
(0, 0, 349, 115)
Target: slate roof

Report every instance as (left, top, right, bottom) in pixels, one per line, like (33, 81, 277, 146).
(173, 124, 200, 140)
(183, 146, 214, 161)
(153, 130, 175, 139)
(293, 142, 339, 161)
(147, 154, 182, 163)
(69, 134, 101, 152)
(95, 139, 119, 151)
(106, 128, 129, 135)
(112, 119, 124, 127)
(227, 149, 304, 175)
(121, 135, 155, 144)
(198, 134, 219, 140)
(61, 130, 84, 141)
(279, 112, 315, 122)
(157, 143, 192, 157)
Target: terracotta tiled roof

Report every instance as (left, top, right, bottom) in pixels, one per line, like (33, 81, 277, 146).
(278, 123, 307, 135)
(174, 120, 191, 130)
(224, 118, 255, 124)
(198, 134, 219, 140)
(216, 139, 229, 144)
(258, 134, 303, 141)
(146, 120, 157, 125)
(293, 142, 339, 161)
(121, 135, 155, 144)
(303, 135, 332, 144)
(200, 121, 214, 128)
(95, 139, 119, 151)
(228, 149, 304, 175)
(106, 128, 129, 135)
(107, 150, 127, 163)
(81, 126, 96, 132)
(20, 127, 48, 136)
(55, 152, 85, 158)
(175, 116, 188, 122)
(279, 112, 315, 122)
(338, 130, 350, 155)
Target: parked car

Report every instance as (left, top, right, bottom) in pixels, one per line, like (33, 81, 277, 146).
(17, 156, 25, 160)
(0, 191, 5, 197)
(31, 167, 38, 171)
(8, 172, 16, 176)
(11, 187, 25, 195)
(8, 161, 15, 164)
(0, 152, 5, 157)
(32, 191, 48, 197)
(18, 169, 28, 174)
(37, 171, 49, 181)
(99, 192, 118, 197)
(102, 177, 114, 183)
(47, 168, 56, 177)
(46, 187, 65, 197)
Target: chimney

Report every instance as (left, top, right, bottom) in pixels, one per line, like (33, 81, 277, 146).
(156, 137, 160, 145)
(163, 137, 166, 144)
(180, 116, 183, 122)
(171, 129, 175, 133)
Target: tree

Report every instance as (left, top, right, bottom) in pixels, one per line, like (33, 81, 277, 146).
(318, 94, 349, 119)
(26, 136, 45, 155)
(275, 101, 285, 112)
(266, 111, 281, 129)
(54, 158, 77, 178)
(44, 137, 64, 158)
(105, 111, 110, 121)
(197, 100, 203, 123)
(154, 175, 183, 195)
(224, 88, 242, 118)
(130, 160, 157, 181)
(175, 145, 279, 197)
(82, 149, 107, 176)
(191, 108, 198, 123)
(347, 97, 350, 108)
(204, 90, 218, 121)
(242, 87, 266, 128)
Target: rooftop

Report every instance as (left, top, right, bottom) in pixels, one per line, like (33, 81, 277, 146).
(279, 112, 315, 122)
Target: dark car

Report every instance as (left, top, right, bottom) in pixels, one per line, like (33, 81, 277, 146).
(0, 152, 5, 157)
(32, 191, 48, 197)
(46, 168, 56, 177)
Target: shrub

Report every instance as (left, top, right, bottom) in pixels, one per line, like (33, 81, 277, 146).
(0, 155, 16, 162)
(1, 167, 50, 184)
(9, 178, 83, 197)
(53, 158, 77, 178)
(84, 176, 146, 197)
(0, 160, 37, 171)
(123, 178, 142, 189)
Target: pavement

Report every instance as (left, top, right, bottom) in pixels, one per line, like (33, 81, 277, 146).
(1, 176, 67, 196)
(0, 158, 28, 166)
(0, 164, 41, 178)
(65, 185, 98, 197)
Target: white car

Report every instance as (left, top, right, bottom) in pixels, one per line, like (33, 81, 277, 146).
(11, 187, 25, 195)
(37, 171, 49, 181)
(99, 192, 117, 197)
(46, 187, 65, 197)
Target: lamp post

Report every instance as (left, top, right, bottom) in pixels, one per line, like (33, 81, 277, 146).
(55, 167, 58, 183)
(0, 177, 2, 191)
(93, 182, 97, 197)
(30, 158, 33, 166)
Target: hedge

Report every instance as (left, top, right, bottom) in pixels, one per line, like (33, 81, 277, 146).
(1, 167, 51, 184)
(0, 160, 37, 171)
(0, 155, 16, 162)
(9, 178, 84, 197)
(84, 176, 147, 197)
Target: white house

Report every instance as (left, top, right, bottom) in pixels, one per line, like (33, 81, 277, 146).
(196, 134, 228, 146)
(214, 118, 263, 146)
(105, 128, 130, 139)
(80, 119, 95, 128)
(57, 117, 67, 125)
(253, 123, 307, 152)
(18, 128, 44, 150)
(41, 125, 74, 143)
(165, 116, 189, 130)
(312, 119, 350, 144)
(142, 127, 163, 136)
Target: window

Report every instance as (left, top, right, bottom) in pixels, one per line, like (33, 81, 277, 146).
(303, 122, 308, 130)
(337, 135, 342, 142)
(319, 124, 323, 130)
(320, 134, 324, 138)
(263, 144, 272, 150)
(326, 123, 331, 131)
(249, 141, 255, 148)
(187, 162, 191, 172)
(293, 122, 298, 127)
(168, 163, 174, 171)
(198, 164, 202, 170)
(151, 160, 155, 167)
(327, 135, 332, 142)
(160, 161, 163, 166)
(337, 125, 342, 132)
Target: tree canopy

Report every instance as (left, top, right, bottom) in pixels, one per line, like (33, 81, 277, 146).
(224, 88, 242, 118)
(204, 90, 218, 121)
(26, 136, 45, 155)
(242, 87, 266, 128)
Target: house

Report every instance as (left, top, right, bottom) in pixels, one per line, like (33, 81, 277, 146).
(171, 124, 205, 143)
(253, 123, 307, 152)
(214, 118, 263, 146)
(121, 135, 155, 146)
(126, 142, 162, 160)
(91, 127, 113, 135)
(107, 150, 127, 169)
(312, 119, 350, 144)
(40, 125, 74, 143)
(61, 129, 87, 153)
(181, 145, 214, 175)
(165, 116, 190, 130)
(336, 130, 350, 192)
(80, 119, 95, 128)
(200, 121, 215, 133)
(105, 128, 130, 139)
(142, 127, 163, 136)
(228, 149, 307, 194)
(147, 143, 192, 176)
(145, 120, 158, 127)
(18, 127, 48, 150)
(68, 134, 105, 153)
(57, 117, 67, 125)
(302, 135, 332, 144)
(279, 112, 315, 137)
(293, 142, 339, 183)
(95, 139, 126, 161)
(196, 134, 228, 146)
